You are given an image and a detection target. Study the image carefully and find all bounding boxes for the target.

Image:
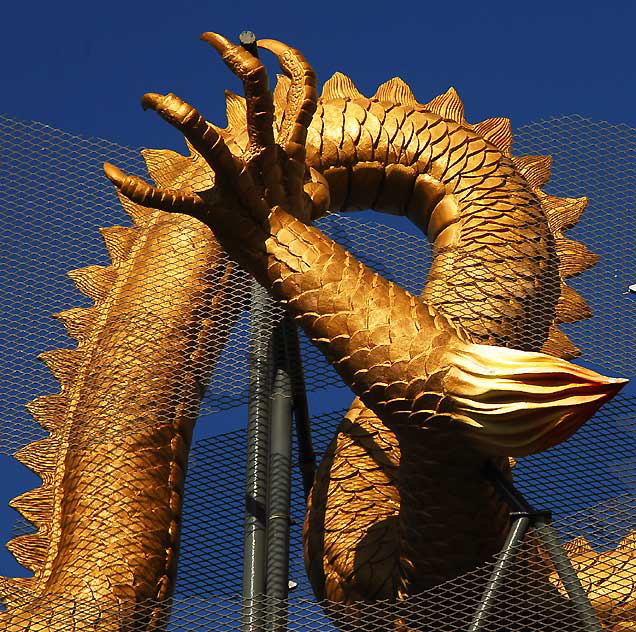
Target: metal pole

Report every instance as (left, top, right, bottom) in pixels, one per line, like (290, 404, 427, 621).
(239, 32, 274, 632)
(468, 513, 532, 632)
(266, 322, 294, 631)
(281, 316, 315, 499)
(242, 280, 275, 632)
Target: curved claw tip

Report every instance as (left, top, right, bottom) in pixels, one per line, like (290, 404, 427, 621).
(103, 162, 124, 185)
(141, 92, 163, 111)
(200, 31, 232, 53)
(257, 38, 286, 55)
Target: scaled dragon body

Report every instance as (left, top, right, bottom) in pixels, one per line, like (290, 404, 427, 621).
(0, 32, 633, 631)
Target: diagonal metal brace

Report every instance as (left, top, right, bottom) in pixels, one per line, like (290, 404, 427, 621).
(468, 461, 602, 632)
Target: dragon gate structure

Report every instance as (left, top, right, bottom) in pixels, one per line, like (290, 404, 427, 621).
(0, 30, 634, 631)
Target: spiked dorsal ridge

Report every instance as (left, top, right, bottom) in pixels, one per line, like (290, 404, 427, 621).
(423, 87, 465, 124)
(67, 265, 117, 302)
(99, 226, 136, 264)
(321, 72, 363, 101)
(25, 394, 68, 432)
(53, 307, 97, 344)
(373, 77, 417, 105)
(473, 117, 512, 155)
(512, 155, 552, 189)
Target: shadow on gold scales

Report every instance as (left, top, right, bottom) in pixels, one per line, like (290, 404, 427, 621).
(0, 30, 633, 632)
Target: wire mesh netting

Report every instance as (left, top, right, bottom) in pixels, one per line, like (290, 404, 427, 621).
(0, 112, 634, 630)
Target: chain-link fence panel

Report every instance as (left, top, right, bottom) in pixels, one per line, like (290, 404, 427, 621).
(2, 114, 634, 453)
(175, 395, 636, 610)
(0, 113, 634, 630)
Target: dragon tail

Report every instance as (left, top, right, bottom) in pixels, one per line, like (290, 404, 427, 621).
(0, 197, 142, 593)
(437, 342, 627, 456)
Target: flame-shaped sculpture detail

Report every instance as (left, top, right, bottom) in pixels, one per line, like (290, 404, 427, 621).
(0, 31, 631, 631)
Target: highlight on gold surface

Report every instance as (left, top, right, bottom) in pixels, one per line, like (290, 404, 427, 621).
(0, 29, 632, 632)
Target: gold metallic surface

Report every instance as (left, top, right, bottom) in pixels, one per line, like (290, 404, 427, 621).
(0, 197, 244, 629)
(1, 31, 631, 631)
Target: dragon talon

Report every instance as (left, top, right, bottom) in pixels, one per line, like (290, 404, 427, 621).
(103, 162, 206, 213)
(140, 92, 163, 111)
(137, 91, 244, 192)
(200, 31, 235, 57)
(201, 31, 275, 152)
(103, 161, 124, 183)
(258, 37, 317, 150)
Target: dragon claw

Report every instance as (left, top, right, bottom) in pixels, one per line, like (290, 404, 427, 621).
(200, 31, 235, 57)
(103, 162, 206, 213)
(106, 31, 315, 260)
(140, 92, 163, 112)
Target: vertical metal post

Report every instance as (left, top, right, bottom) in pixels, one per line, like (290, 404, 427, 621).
(266, 321, 294, 631)
(281, 317, 315, 499)
(242, 281, 275, 632)
(239, 31, 273, 632)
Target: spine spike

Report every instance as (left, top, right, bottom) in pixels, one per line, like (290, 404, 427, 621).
(67, 264, 117, 301)
(14, 438, 58, 480)
(9, 486, 54, 528)
(225, 90, 248, 132)
(99, 226, 136, 264)
(539, 192, 588, 233)
(512, 155, 552, 188)
(541, 324, 581, 359)
(321, 72, 363, 101)
(53, 306, 97, 344)
(565, 535, 594, 554)
(373, 77, 416, 105)
(423, 87, 465, 124)
(38, 349, 82, 387)
(617, 530, 636, 551)
(0, 576, 36, 607)
(473, 117, 512, 155)
(6, 533, 48, 573)
(556, 284, 593, 324)
(25, 394, 68, 432)
(555, 238, 599, 279)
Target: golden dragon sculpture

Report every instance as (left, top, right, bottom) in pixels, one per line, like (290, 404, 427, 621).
(0, 31, 634, 631)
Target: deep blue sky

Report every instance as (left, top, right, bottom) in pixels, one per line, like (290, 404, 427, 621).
(1, 0, 635, 152)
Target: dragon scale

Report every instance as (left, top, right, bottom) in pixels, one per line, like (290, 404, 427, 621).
(1, 32, 632, 631)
